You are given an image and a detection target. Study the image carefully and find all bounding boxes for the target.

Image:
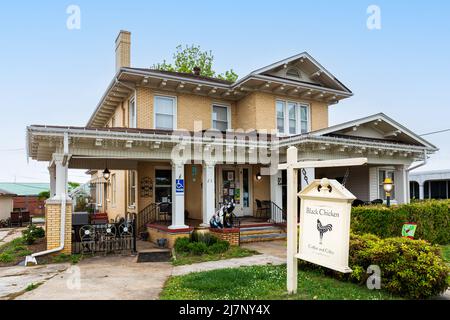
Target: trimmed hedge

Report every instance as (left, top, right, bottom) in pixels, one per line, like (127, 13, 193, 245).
(299, 233, 449, 299)
(351, 200, 450, 244)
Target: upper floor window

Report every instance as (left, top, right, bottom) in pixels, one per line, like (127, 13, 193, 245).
(212, 104, 230, 131)
(276, 100, 309, 135)
(129, 97, 136, 128)
(154, 96, 176, 130)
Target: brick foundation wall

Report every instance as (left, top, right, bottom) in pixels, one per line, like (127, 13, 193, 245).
(209, 228, 240, 246)
(45, 199, 72, 254)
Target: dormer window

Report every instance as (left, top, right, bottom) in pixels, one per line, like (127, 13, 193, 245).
(286, 68, 301, 79)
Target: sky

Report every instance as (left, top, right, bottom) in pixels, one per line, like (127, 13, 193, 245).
(0, 0, 449, 183)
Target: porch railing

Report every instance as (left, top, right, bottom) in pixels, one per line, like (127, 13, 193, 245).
(136, 203, 159, 232)
(269, 201, 286, 225)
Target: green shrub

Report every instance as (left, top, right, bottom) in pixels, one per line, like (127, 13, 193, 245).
(190, 231, 218, 246)
(351, 200, 450, 244)
(187, 242, 208, 255)
(174, 237, 191, 253)
(207, 240, 230, 254)
(300, 233, 449, 299)
(0, 252, 14, 263)
(174, 232, 230, 256)
(21, 224, 46, 245)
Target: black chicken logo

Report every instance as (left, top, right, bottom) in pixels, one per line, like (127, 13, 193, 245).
(317, 219, 332, 244)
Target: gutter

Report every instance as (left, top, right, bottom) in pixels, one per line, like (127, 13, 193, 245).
(24, 195, 67, 266)
(407, 150, 428, 172)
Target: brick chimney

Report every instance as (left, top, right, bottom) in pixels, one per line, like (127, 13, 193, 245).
(115, 30, 131, 72)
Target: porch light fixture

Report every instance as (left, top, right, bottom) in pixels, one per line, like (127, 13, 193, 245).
(256, 173, 262, 181)
(103, 168, 111, 181)
(383, 177, 393, 207)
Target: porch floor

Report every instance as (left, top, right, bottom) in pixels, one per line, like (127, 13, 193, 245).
(152, 216, 274, 229)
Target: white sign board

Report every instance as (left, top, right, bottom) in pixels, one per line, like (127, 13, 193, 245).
(296, 178, 355, 273)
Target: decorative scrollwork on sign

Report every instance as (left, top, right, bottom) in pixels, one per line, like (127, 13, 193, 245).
(140, 176, 153, 198)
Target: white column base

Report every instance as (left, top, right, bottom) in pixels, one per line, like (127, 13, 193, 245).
(168, 224, 190, 230)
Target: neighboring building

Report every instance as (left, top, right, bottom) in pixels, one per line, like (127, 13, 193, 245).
(0, 188, 15, 222)
(0, 183, 49, 217)
(409, 170, 450, 200)
(25, 31, 437, 253)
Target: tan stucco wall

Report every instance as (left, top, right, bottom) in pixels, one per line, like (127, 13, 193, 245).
(0, 197, 13, 221)
(107, 170, 127, 219)
(252, 165, 271, 214)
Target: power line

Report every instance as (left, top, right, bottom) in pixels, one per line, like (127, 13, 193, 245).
(420, 128, 450, 137)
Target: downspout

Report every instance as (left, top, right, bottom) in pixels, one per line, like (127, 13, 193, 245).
(25, 195, 67, 266)
(25, 132, 70, 266)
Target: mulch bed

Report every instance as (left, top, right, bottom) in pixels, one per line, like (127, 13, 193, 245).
(0, 238, 46, 267)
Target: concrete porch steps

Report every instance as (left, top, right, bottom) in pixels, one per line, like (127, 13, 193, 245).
(239, 225, 287, 243)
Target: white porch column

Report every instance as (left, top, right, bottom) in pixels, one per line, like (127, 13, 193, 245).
(201, 161, 216, 226)
(270, 170, 283, 209)
(169, 160, 188, 229)
(48, 164, 56, 197)
(395, 165, 409, 204)
(52, 154, 69, 200)
(300, 167, 315, 190)
(419, 183, 425, 200)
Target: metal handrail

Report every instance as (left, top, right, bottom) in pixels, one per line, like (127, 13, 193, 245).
(136, 203, 158, 232)
(269, 201, 286, 225)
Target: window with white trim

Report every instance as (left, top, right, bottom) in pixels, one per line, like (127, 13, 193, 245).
(154, 96, 176, 130)
(96, 182, 103, 210)
(212, 105, 230, 131)
(129, 98, 136, 128)
(128, 170, 137, 208)
(276, 100, 309, 135)
(378, 169, 395, 201)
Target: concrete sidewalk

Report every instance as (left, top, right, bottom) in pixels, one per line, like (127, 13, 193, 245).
(14, 255, 172, 300)
(172, 241, 286, 276)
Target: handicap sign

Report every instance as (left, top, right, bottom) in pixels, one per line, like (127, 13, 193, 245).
(176, 179, 184, 194)
(402, 223, 417, 239)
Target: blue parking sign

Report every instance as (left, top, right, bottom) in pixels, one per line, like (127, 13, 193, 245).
(176, 179, 184, 194)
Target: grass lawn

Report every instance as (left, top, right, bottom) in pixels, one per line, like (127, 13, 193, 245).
(161, 264, 400, 300)
(172, 246, 259, 266)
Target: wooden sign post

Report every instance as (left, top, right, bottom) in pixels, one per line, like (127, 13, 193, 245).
(280, 146, 367, 294)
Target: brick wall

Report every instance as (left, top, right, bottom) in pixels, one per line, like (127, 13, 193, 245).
(45, 199, 72, 254)
(209, 228, 240, 246)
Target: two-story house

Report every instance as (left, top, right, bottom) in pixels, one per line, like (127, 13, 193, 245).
(26, 31, 437, 253)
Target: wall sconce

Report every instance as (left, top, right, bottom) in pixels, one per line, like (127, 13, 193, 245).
(256, 172, 262, 181)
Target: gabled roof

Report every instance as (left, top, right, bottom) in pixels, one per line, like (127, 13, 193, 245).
(310, 113, 438, 151)
(87, 52, 353, 127)
(236, 52, 352, 94)
(0, 183, 49, 196)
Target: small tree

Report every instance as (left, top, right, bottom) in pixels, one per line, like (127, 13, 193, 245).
(153, 45, 239, 83)
(38, 190, 50, 200)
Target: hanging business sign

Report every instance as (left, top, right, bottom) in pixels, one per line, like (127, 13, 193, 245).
(296, 178, 355, 273)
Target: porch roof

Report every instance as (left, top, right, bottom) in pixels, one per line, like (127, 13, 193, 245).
(27, 120, 434, 164)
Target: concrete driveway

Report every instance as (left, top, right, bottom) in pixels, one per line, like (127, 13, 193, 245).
(11, 255, 172, 300)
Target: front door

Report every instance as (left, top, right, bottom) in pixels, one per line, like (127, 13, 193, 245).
(240, 166, 252, 216)
(217, 166, 252, 217)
